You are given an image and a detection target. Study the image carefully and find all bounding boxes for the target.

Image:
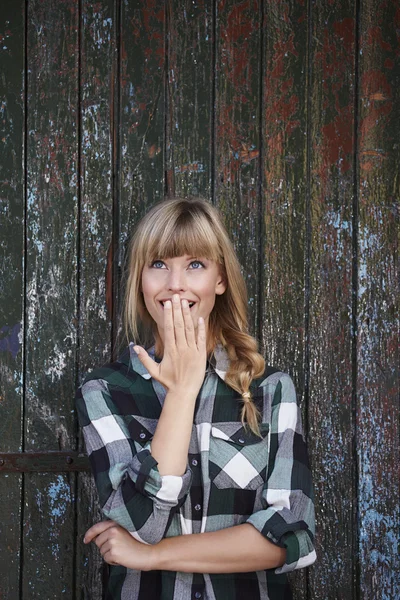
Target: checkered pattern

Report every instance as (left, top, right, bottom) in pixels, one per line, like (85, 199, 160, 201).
(76, 343, 316, 599)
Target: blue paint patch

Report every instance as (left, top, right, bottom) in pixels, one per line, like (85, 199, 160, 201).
(46, 475, 73, 528)
(0, 322, 21, 359)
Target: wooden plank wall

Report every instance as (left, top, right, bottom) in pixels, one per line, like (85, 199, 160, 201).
(0, 1, 398, 599)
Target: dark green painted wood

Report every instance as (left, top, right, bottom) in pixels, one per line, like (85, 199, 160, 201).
(261, 2, 309, 597)
(166, 0, 213, 199)
(118, 0, 166, 324)
(357, 0, 400, 596)
(0, 1, 25, 597)
(214, 0, 262, 337)
(22, 473, 76, 599)
(77, 472, 106, 600)
(23, 0, 79, 597)
(307, 3, 357, 599)
(75, 2, 115, 596)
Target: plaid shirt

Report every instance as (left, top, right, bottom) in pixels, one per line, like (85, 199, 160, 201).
(76, 343, 316, 600)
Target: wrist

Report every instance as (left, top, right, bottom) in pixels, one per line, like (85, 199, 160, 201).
(166, 385, 199, 399)
(149, 540, 167, 571)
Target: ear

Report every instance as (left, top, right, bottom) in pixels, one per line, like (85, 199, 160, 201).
(215, 273, 227, 296)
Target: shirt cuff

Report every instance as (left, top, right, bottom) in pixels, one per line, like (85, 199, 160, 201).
(128, 445, 193, 509)
(246, 508, 316, 573)
(275, 529, 316, 573)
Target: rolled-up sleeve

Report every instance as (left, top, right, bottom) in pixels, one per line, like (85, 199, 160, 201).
(76, 377, 192, 544)
(246, 373, 316, 573)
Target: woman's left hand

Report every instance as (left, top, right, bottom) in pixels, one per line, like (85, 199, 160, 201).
(84, 520, 155, 571)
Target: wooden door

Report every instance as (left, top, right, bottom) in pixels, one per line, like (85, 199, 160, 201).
(0, 1, 398, 598)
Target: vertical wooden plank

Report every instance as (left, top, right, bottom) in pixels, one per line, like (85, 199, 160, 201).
(261, 0, 308, 373)
(166, 0, 213, 199)
(261, 3, 309, 594)
(357, 1, 399, 597)
(307, 3, 357, 599)
(214, 0, 261, 336)
(118, 0, 165, 283)
(261, 2, 309, 597)
(76, 1, 115, 598)
(23, 1, 78, 597)
(0, 1, 24, 597)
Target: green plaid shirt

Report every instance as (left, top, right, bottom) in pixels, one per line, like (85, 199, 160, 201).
(76, 343, 316, 600)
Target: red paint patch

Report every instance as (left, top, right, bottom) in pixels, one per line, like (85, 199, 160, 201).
(333, 18, 355, 54)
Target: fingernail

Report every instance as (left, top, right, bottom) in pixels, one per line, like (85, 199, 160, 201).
(133, 346, 140, 354)
(173, 294, 179, 303)
(165, 300, 171, 309)
(83, 536, 87, 544)
(181, 299, 188, 308)
(198, 317, 204, 324)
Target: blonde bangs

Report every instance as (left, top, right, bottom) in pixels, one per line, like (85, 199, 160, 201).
(142, 209, 222, 265)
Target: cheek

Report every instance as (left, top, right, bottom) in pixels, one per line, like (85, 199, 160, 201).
(141, 274, 155, 307)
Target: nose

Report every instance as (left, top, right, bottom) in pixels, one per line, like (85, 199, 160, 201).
(167, 267, 187, 292)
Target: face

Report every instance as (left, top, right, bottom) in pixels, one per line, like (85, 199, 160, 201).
(141, 254, 226, 340)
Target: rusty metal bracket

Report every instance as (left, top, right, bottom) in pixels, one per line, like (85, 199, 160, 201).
(0, 452, 91, 473)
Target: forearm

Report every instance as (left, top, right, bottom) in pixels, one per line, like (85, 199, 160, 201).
(150, 387, 198, 476)
(152, 524, 286, 573)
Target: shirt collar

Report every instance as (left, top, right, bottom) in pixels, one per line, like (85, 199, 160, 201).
(128, 341, 229, 381)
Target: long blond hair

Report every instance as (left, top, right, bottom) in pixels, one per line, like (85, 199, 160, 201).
(123, 197, 265, 434)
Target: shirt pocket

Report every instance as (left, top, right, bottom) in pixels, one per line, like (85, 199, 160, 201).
(209, 422, 270, 491)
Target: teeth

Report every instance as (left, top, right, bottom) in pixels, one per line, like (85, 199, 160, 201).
(160, 300, 195, 307)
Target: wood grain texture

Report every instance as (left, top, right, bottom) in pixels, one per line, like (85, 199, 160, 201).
(118, 0, 165, 318)
(261, 0, 308, 377)
(22, 473, 76, 599)
(166, 0, 213, 199)
(1, 2, 399, 598)
(307, 3, 357, 599)
(357, 0, 400, 597)
(76, 472, 105, 600)
(214, 0, 262, 336)
(261, 2, 309, 597)
(23, 0, 79, 596)
(0, 1, 25, 597)
(75, 1, 115, 598)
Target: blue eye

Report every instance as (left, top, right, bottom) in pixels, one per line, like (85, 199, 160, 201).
(189, 260, 205, 269)
(151, 260, 165, 269)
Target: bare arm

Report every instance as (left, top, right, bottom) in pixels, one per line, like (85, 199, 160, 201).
(134, 295, 206, 476)
(85, 521, 286, 573)
(154, 523, 286, 573)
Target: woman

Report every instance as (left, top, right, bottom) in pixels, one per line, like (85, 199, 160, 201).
(76, 197, 316, 599)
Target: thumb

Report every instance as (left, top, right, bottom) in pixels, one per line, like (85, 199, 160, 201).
(133, 346, 158, 378)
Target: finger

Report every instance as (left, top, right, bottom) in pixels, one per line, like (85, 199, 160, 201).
(133, 346, 158, 378)
(84, 520, 117, 544)
(95, 536, 118, 564)
(93, 525, 120, 550)
(181, 299, 196, 346)
(102, 546, 119, 566)
(163, 300, 175, 349)
(196, 317, 206, 354)
(171, 294, 186, 347)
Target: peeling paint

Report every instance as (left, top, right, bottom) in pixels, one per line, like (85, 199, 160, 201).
(0, 323, 21, 359)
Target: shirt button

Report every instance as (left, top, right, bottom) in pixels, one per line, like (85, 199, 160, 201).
(194, 593, 202, 599)
(191, 459, 198, 466)
(194, 504, 202, 512)
(238, 438, 245, 444)
(139, 432, 146, 439)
